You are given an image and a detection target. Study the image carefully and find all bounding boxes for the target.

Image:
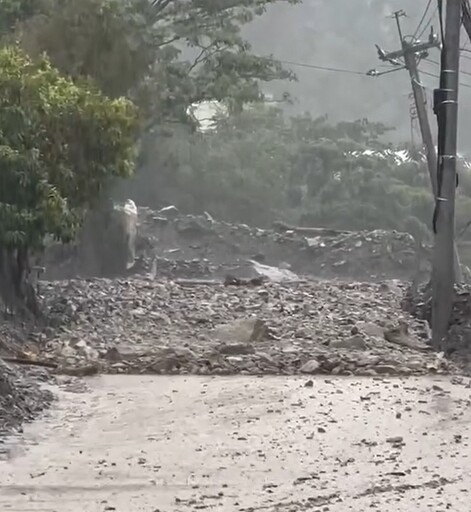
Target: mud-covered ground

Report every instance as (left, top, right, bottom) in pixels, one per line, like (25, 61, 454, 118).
(0, 206, 458, 461)
(1, 375, 470, 511)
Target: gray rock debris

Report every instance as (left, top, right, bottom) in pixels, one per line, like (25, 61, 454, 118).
(134, 207, 426, 282)
(0, 359, 53, 443)
(32, 277, 455, 377)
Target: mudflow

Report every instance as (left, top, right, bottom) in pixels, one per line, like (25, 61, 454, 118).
(1, 205, 471, 511)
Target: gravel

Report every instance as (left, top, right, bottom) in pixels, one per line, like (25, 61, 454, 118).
(28, 276, 454, 377)
(0, 359, 53, 448)
(0, 206, 451, 438)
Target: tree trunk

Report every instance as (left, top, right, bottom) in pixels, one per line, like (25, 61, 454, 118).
(0, 246, 41, 318)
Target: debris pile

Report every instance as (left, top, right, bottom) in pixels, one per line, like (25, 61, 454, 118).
(136, 207, 427, 282)
(32, 276, 453, 377)
(0, 358, 53, 444)
(0, 206, 441, 436)
(41, 204, 427, 282)
(403, 281, 471, 370)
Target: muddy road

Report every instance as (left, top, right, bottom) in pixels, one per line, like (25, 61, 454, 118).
(1, 375, 471, 511)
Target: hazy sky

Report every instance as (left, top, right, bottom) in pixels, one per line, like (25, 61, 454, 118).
(245, 0, 471, 152)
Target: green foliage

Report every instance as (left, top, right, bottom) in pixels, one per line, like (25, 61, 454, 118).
(132, 105, 291, 224)
(131, 103, 471, 243)
(14, 0, 298, 125)
(0, 46, 138, 251)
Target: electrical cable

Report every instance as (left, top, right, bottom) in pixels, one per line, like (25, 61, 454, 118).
(437, 0, 445, 43)
(417, 4, 439, 40)
(274, 59, 368, 76)
(463, 0, 471, 47)
(423, 57, 471, 77)
(264, 56, 471, 87)
(418, 69, 471, 89)
(413, 0, 433, 40)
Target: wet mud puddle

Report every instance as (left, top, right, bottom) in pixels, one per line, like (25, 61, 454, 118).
(1, 375, 471, 511)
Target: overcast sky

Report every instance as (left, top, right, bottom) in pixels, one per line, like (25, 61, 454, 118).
(245, 0, 471, 152)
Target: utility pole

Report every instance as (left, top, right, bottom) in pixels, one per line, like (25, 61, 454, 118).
(373, 9, 462, 285)
(396, 10, 439, 194)
(432, 0, 462, 348)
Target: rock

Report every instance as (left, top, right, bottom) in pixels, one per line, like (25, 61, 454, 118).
(224, 275, 265, 287)
(300, 359, 321, 374)
(330, 334, 368, 351)
(374, 365, 399, 375)
(203, 211, 215, 223)
(58, 363, 100, 376)
(213, 318, 269, 345)
(21, 271, 456, 378)
(218, 344, 255, 355)
(149, 356, 182, 373)
(158, 205, 179, 218)
(305, 236, 325, 249)
(356, 321, 385, 338)
(249, 260, 299, 282)
(176, 217, 211, 236)
(226, 356, 244, 364)
(102, 347, 122, 362)
(384, 320, 428, 350)
(252, 253, 266, 263)
(386, 436, 404, 445)
(0, 359, 53, 437)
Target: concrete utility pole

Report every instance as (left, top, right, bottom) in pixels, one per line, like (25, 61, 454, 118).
(432, 0, 462, 348)
(394, 10, 440, 194)
(374, 9, 462, 285)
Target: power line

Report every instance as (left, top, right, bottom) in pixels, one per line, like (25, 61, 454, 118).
(422, 56, 471, 77)
(276, 59, 368, 76)
(273, 57, 471, 85)
(419, 68, 471, 88)
(413, 0, 433, 39)
(417, 4, 439, 40)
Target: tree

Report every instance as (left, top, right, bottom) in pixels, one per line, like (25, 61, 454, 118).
(0, 47, 138, 315)
(128, 101, 471, 257)
(128, 104, 293, 224)
(0, 0, 42, 37)
(14, 0, 298, 126)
